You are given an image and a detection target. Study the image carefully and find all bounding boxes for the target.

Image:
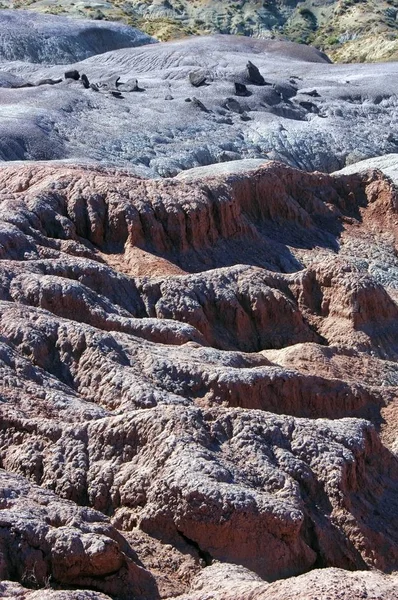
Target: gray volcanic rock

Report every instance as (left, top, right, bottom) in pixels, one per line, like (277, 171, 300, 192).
(246, 60, 266, 85)
(0, 10, 155, 64)
(0, 27, 396, 174)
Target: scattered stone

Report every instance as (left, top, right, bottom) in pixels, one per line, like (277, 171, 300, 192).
(118, 78, 145, 92)
(192, 97, 210, 112)
(234, 82, 252, 97)
(304, 89, 321, 97)
(298, 100, 319, 113)
(246, 60, 265, 85)
(64, 69, 80, 81)
(165, 94, 174, 100)
(189, 71, 207, 87)
(91, 79, 113, 91)
(273, 81, 298, 99)
(261, 87, 283, 106)
(92, 75, 121, 90)
(223, 97, 244, 114)
(81, 73, 90, 89)
(240, 112, 251, 121)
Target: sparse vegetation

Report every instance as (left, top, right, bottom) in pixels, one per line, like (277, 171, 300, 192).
(3, 0, 398, 61)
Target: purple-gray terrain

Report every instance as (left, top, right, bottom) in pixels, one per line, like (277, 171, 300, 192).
(0, 11, 396, 174)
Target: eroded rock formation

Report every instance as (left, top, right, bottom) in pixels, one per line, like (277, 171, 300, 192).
(0, 160, 397, 598)
(0, 471, 156, 598)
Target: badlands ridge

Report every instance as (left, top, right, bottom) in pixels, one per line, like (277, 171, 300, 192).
(0, 10, 397, 600)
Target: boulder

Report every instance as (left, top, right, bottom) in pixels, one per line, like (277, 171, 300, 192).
(246, 60, 266, 85)
(64, 70, 80, 81)
(81, 73, 90, 89)
(189, 72, 207, 87)
(234, 82, 252, 96)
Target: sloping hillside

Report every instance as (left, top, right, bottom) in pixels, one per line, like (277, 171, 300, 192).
(4, 0, 398, 62)
(0, 27, 396, 175)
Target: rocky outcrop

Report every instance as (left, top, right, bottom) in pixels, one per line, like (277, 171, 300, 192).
(0, 160, 394, 270)
(2, 384, 398, 581)
(0, 159, 397, 597)
(0, 471, 157, 598)
(178, 563, 398, 600)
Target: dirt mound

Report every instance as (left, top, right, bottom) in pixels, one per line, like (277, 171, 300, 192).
(0, 10, 154, 64)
